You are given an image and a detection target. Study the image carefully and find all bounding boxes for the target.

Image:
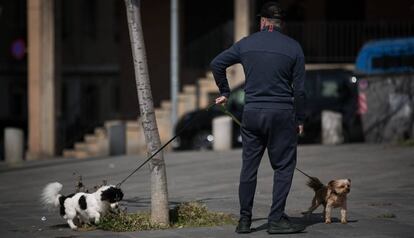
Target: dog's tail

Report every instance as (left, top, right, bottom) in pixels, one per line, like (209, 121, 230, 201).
(306, 176, 324, 192)
(41, 182, 63, 209)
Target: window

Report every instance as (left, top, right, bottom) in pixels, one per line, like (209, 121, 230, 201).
(321, 80, 340, 98)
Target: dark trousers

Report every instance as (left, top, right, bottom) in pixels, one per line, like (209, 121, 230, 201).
(239, 108, 297, 222)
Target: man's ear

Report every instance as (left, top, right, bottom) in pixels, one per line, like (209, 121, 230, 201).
(260, 17, 266, 30)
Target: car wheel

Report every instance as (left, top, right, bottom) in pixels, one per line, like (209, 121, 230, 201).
(191, 130, 213, 151)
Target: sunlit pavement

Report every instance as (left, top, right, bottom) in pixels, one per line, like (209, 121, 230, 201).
(0, 143, 413, 238)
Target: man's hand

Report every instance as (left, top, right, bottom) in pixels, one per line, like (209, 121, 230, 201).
(215, 96, 228, 105)
(298, 124, 304, 136)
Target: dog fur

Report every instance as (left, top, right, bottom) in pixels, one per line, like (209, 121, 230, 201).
(302, 177, 351, 224)
(41, 182, 123, 230)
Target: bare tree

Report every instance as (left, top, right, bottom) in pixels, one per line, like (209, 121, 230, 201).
(124, 0, 169, 224)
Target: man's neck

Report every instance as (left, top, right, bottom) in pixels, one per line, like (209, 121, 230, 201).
(261, 24, 281, 32)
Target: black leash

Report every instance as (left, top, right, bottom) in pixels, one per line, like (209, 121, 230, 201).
(117, 103, 216, 187)
(217, 105, 242, 126)
(295, 167, 316, 180)
(117, 103, 314, 187)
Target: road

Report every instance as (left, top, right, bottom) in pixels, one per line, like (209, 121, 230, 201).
(0, 144, 413, 237)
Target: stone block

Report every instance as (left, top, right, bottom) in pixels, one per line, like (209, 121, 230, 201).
(106, 120, 126, 156)
(322, 110, 344, 145)
(213, 116, 233, 151)
(4, 128, 24, 165)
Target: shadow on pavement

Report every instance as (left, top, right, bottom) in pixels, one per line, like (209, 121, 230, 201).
(251, 213, 358, 232)
(123, 196, 232, 208)
(49, 224, 70, 229)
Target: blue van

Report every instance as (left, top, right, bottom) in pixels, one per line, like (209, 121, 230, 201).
(356, 37, 414, 75)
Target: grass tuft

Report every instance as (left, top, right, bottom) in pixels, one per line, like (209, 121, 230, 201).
(96, 201, 236, 232)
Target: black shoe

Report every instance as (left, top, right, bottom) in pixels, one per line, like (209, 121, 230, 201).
(267, 217, 306, 234)
(235, 217, 252, 234)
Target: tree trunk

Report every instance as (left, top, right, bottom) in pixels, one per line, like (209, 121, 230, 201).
(124, 0, 169, 225)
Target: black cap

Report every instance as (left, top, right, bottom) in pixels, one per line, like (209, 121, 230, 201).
(258, 1, 285, 19)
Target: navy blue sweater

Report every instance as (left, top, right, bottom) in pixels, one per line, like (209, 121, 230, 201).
(210, 27, 306, 124)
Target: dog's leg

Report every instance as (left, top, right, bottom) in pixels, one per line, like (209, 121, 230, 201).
(67, 219, 78, 230)
(325, 202, 333, 224)
(110, 202, 119, 210)
(91, 211, 101, 224)
(340, 202, 347, 224)
(65, 209, 78, 230)
(78, 214, 89, 226)
(302, 196, 320, 215)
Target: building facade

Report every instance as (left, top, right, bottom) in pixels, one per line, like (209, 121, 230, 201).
(0, 0, 413, 159)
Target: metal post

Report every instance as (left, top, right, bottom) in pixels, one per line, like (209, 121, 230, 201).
(170, 0, 179, 135)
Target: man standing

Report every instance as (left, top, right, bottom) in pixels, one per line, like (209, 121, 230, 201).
(210, 2, 306, 234)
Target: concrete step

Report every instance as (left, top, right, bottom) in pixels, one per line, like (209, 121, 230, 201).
(73, 141, 107, 158)
(62, 149, 77, 158)
(84, 134, 97, 144)
(206, 71, 214, 79)
(183, 84, 196, 94)
(84, 142, 103, 155)
(74, 142, 88, 151)
(104, 120, 123, 130)
(94, 127, 106, 137)
(62, 148, 90, 159)
(198, 78, 213, 87)
(155, 108, 170, 119)
(161, 100, 172, 110)
(72, 150, 91, 159)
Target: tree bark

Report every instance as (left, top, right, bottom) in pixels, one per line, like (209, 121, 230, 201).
(124, 0, 169, 225)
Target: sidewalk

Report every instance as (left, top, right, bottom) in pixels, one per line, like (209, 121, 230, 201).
(0, 144, 413, 237)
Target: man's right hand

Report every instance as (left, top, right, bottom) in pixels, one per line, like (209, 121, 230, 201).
(298, 124, 304, 136)
(215, 96, 228, 105)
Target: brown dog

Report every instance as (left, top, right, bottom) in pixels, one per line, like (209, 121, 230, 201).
(302, 177, 351, 224)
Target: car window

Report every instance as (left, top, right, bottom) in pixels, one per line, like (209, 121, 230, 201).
(321, 79, 340, 98)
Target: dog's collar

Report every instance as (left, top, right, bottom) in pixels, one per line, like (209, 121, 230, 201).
(331, 190, 347, 197)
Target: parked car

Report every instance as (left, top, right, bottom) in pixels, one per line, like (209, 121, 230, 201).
(172, 69, 363, 151)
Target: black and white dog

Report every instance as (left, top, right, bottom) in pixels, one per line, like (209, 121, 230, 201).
(42, 182, 124, 230)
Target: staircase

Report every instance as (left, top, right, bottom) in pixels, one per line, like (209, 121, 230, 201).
(63, 127, 109, 159)
(62, 66, 244, 159)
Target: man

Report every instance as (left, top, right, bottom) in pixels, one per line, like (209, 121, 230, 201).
(210, 1, 306, 234)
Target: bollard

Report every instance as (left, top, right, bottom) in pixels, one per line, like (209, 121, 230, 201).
(322, 111, 344, 145)
(4, 128, 24, 165)
(106, 121, 126, 156)
(213, 116, 232, 151)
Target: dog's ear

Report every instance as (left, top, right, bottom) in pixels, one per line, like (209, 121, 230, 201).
(118, 189, 124, 201)
(101, 188, 111, 201)
(101, 187, 124, 202)
(347, 178, 351, 183)
(326, 180, 337, 198)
